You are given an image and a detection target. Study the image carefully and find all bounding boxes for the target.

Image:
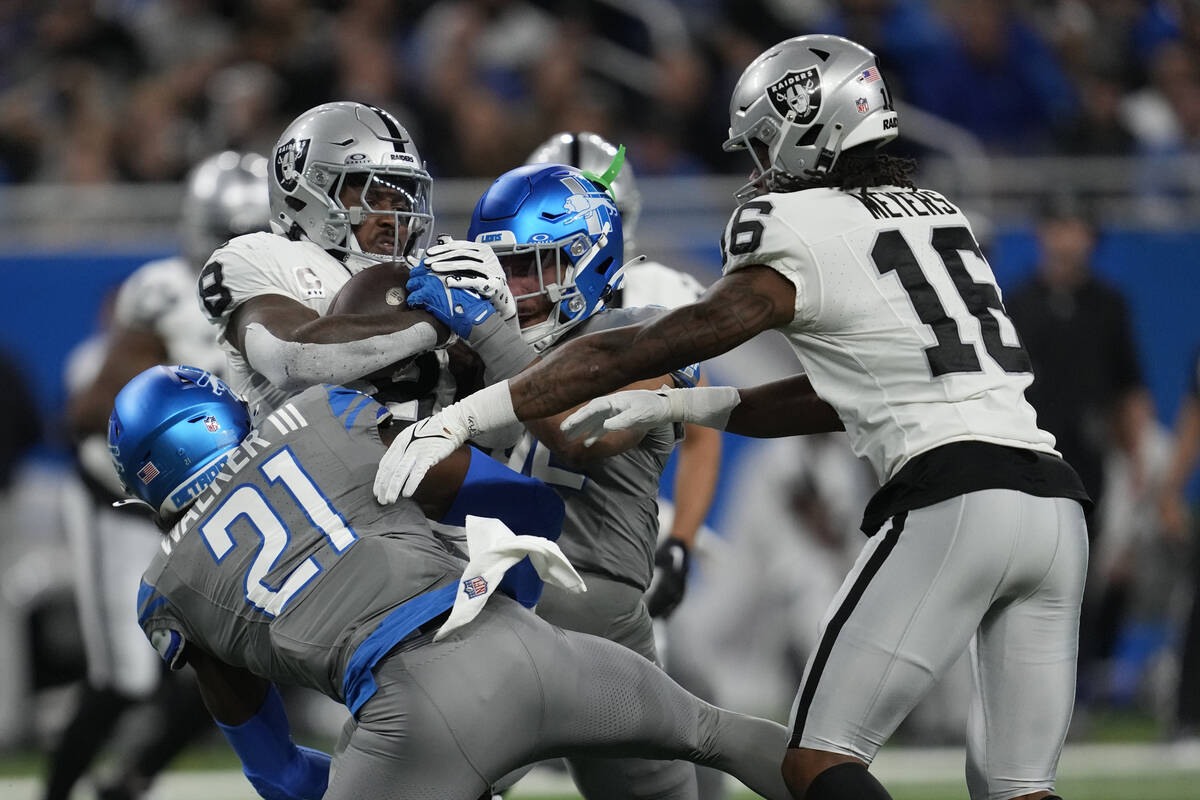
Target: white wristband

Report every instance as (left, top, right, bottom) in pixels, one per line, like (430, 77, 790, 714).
(665, 385, 741, 430)
(452, 379, 520, 438)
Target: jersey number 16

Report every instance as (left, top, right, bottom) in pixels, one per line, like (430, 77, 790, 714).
(872, 225, 1031, 377)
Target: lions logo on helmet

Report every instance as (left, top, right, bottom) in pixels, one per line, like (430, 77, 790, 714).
(560, 175, 617, 235)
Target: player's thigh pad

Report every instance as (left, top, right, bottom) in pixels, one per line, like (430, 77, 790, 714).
(966, 495, 1087, 800)
(789, 490, 1072, 761)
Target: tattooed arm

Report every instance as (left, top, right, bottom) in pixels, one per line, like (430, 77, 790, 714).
(374, 266, 798, 502)
(510, 266, 796, 420)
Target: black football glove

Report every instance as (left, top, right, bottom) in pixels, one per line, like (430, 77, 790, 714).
(645, 537, 691, 619)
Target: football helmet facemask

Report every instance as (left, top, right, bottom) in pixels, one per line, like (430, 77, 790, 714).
(725, 34, 899, 201)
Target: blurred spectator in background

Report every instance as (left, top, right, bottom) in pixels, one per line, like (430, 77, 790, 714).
(0, 347, 42, 748)
(905, 0, 1077, 153)
(1160, 348, 1200, 740)
(1006, 192, 1152, 709)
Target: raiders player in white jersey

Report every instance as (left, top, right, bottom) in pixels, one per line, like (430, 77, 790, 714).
(46, 151, 270, 800)
(376, 35, 1091, 800)
(199, 101, 469, 426)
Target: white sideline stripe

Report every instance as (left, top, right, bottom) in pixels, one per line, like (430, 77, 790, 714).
(2, 743, 1198, 799)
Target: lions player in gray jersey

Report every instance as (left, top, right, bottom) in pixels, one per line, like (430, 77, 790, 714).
(378, 35, 1091, 800)
(108, 365, 793, 800)
(408, 161, 701, 799)
(526, 132, 722, 622)
(45, 151, 269, 800)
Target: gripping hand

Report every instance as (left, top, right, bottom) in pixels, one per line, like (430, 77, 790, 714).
(561, 386, 742, 445)
(422, 236, 517, 326)
(645, 537, 690, 619)
(560, 389, 675, 446)
(374, 409, 469, 503)
(406, 263, 497, 339)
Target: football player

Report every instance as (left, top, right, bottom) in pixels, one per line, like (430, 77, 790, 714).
(109, 365, 794, 800)
(199, 101, 509, 426)
(377, 35, 1091, 800)
(408, 161, 702, 798)
(45, 151, 270, 800)
(526, 133, 722, 623)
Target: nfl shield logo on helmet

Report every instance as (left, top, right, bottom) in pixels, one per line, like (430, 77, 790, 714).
(856, 97, 870, 114)
(462, 576, 488, 599)
(767, 67, 821, 125)
(204, 416, 220, 432)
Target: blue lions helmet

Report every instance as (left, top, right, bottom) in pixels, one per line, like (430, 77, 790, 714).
(468, 163, 624, 350)
(108, 365, 251, 515)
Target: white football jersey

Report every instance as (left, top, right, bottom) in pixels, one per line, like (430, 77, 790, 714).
(721, 185, 1057, 484)
(621, 260, 706, 310)
(114, 256, 225, 376)
(198, 232, 357, 418)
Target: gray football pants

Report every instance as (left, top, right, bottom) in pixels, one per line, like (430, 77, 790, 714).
(535, 573, 697, 799)
(789, 490, 1088, 800)
(327, 594, 791, 800)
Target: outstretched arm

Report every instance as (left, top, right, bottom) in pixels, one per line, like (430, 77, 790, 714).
(374, 266, 796, 502)
(562, 373, 843, 446)
(511, 266, 795, 419)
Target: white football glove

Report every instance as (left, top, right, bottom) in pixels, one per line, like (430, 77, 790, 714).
(560, 386, 742, 446)
(374, 381, 520, 503)
(374, 411, 466, 503)
(423, 235, 517, 328)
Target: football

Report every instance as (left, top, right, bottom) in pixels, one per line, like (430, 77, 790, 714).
(326, 259, 412, 316)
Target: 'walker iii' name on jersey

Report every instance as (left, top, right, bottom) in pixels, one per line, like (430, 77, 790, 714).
(137, 385, 460, 704)
(850, 188, 959, 220)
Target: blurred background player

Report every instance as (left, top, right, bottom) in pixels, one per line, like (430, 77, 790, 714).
(409, 161, 702, 798)
(525, 132, 722, 624)
(44, 150, 270, 800)
(1160, 348, 1200, 741)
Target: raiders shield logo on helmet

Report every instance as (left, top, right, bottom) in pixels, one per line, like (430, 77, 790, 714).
(274, 138, 311, 192)
(767, 67, 821, 125)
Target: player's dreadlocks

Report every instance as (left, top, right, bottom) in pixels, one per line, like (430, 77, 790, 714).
(822, 148, 917, 193)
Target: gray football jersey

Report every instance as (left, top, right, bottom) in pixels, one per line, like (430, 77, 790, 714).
(506, 307, 680, 589)
(137, 384, 463, 712)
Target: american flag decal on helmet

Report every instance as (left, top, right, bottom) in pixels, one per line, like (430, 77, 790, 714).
(857, 67, 881, 83)
(462, 576, 488, 598)
(138, 462, 160, 484)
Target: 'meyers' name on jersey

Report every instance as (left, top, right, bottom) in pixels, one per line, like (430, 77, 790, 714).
(852, 188, 958, 220)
